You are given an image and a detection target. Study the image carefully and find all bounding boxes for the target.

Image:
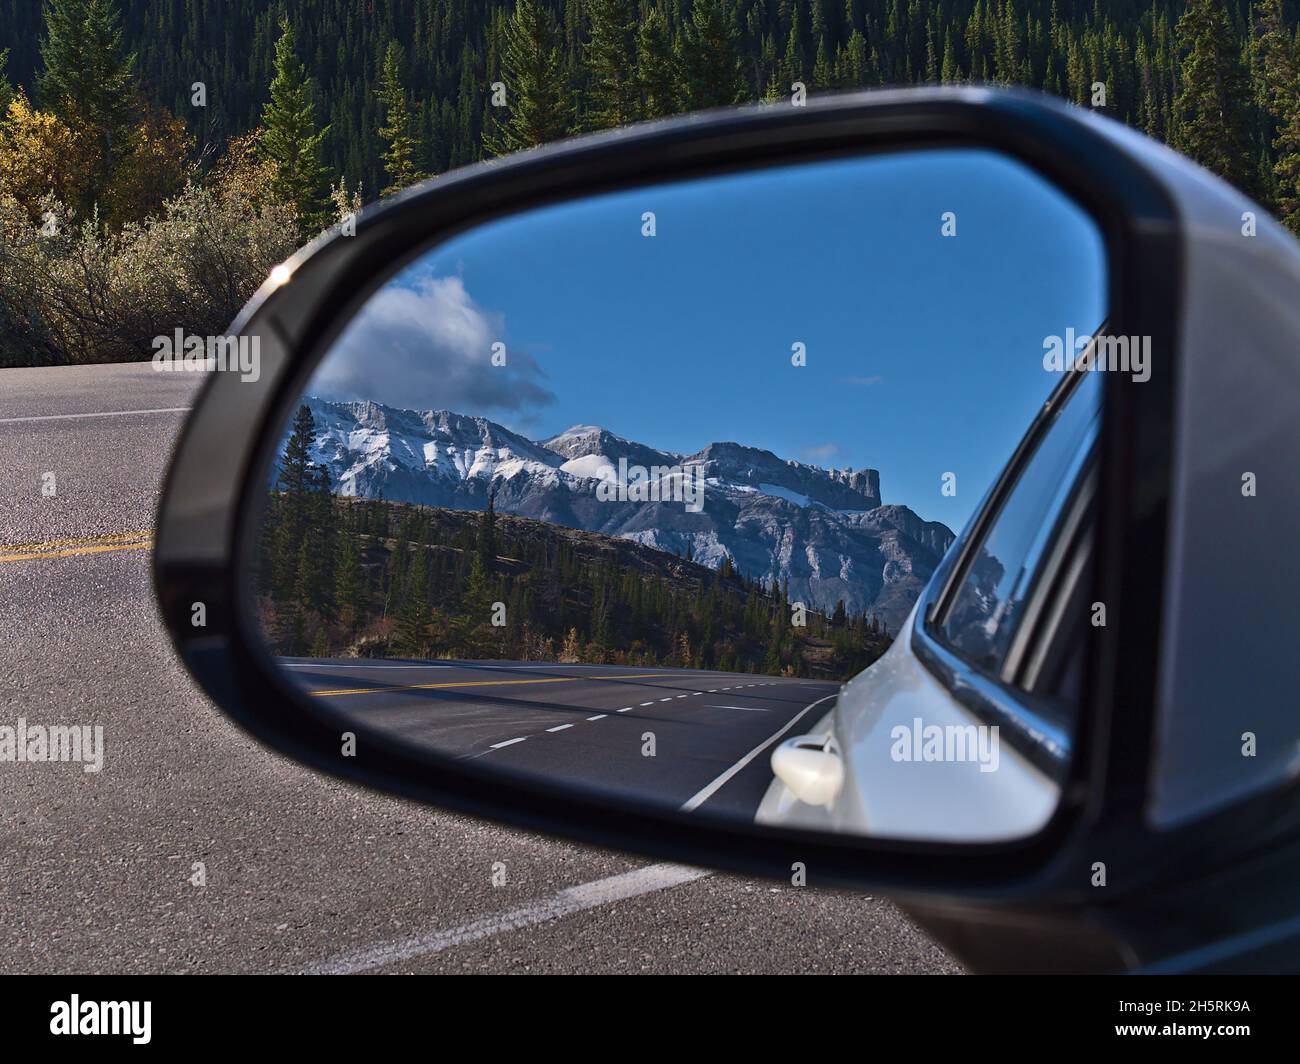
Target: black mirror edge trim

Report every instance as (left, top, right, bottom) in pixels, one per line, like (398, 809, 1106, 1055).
(152, 87, 1183, 906)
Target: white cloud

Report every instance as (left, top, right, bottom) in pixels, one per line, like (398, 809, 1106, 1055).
(305, 274, 555, 414)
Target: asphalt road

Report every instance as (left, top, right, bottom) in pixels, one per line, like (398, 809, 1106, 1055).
(0, 362, 959, 974)
(285, 659, 839, 819)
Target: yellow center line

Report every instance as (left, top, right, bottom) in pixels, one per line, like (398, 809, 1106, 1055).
(308, 672, 675, 699)
(0, 531, 154, 563)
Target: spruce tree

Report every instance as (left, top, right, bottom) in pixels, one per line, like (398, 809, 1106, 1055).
(585, 0, 639, 129)
(37, 0, 138, 201)
(1255, 0, 1300, 233)
(477, 488, 498, 575)
(0, 48, 13, 116)
(377, 40, 424, 195)
(484, 0, 572, 156)
(680, 0, 748, 109)
(1172, 0, 1256, 194)
(637, 7, 679, 119)
(260, 17, 333, 234)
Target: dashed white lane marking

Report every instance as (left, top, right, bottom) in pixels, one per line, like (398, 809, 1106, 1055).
(618, 707, 633, 713)
(587, 714, 607, 721)
(706, 704, 770, 712)
(489, 737, 527, 750)
(675, 694, 687, 699)
(546, 724, 573, 733)
(640, 701, 655, 707)
(659, 697, 673, 702)
(302, 863, 710, 974)
(0, 406, 191, 425)
(680, 693, 838, 813)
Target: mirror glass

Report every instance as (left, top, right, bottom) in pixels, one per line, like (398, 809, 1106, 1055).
(246, 148, 1106, 843)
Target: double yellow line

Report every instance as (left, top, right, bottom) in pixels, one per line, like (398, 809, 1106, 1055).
(0, 530, 154, 563)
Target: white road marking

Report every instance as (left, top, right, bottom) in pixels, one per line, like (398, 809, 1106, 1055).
(301, 863, 710, 974)
(639, 702, 655, 706)
(705, 704, 771, 712)
(0, 406, 191, 425)
(587, 714, 607, 721)
(489, 737, 527, 750)
(675, 694, 687, 699)
(679, 693, 838, 813)
(659, 697, 673, 702)
(617, 707, 632, 713)
(546, 724, 573, 733)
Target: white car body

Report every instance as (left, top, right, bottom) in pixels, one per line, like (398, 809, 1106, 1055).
(756, 604, 1058, 841)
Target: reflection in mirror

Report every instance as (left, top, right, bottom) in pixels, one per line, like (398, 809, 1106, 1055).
(248, 149, 1106, 843)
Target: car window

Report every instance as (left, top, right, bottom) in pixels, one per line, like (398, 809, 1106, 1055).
(937, 369, 1102, 676)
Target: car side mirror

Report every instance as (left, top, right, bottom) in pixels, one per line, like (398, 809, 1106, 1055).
(154, 87, 1300, 900)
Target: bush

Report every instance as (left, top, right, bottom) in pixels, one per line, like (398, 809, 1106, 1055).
(0, 134, 299, 367)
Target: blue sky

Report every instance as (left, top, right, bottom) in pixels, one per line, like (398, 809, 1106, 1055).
(309, 148, 1106, 532)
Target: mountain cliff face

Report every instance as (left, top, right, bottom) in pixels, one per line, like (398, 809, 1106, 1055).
(293, 397, 955, 631)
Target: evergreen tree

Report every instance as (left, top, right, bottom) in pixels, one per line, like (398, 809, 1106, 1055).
(679, 0, 747, 109)
(260, 17, 333, 234)
(335, 525, 364, 633)
(0, 48, 14, 115)
(377, 39, 424, 195)
(37, 0, 137, 203)
(1172, 0, 1256, 193)
(638, 7, 679, 119)
(484, 0, 572, 156)
(273, 405, 317, 599)
(477, 488, 497, 575)
(395, 544, 431, 656)
(1255, 0, 1300, 232)
(585, 0, 639, 129)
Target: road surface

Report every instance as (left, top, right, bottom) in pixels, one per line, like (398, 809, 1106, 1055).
(0, 362, 959, 973)
(284, 658, 838, 819)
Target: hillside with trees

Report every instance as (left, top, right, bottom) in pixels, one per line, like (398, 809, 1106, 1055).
(253, 404, 893, 677)
(3, 0, 1299, 367)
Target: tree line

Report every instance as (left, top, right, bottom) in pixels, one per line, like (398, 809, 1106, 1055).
(254, 404, 892, 678)
(2, 0, 1299, 365)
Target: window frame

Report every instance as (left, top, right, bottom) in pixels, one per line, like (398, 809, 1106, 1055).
(912, 352, 1103, 776)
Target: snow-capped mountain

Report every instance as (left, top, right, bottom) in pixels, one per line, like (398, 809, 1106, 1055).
(291, 397, 955, 630)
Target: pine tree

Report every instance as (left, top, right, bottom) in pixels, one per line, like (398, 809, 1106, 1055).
(37, 0, 138, 204)
(638, 6, 679, 118)
(273, 405, 317, 600)
(1172, 0, 1256, 194)
(0, 48, 14, 115)
(395, 544, 431, 657)
(477, 488, 497, 575)
(585, 0, 639, 129)
(377, 40, 424, 195)
(260, 17, 333, 234)
(484, 0, 572, 156)
(680, 0, 748, 109)
(335, 527, 364, 633)
(1255, 0, 1300, 232)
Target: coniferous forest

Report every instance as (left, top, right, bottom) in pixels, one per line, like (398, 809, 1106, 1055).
(1, 0, 1298, 367)
(254, 405, 892, 677)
